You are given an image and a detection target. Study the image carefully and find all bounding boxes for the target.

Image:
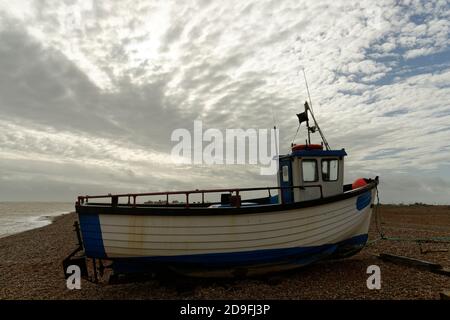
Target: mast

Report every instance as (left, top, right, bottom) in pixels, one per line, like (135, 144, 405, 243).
(294, 70, 331, 150)
(301, 69, 330, 150)
(304, 101, 331, 150)
(305, 102, 311, 145)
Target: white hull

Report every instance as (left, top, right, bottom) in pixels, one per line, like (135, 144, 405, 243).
(79, 189, 375, 262)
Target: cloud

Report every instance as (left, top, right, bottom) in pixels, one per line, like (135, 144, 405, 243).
(0, 0, 449, 203)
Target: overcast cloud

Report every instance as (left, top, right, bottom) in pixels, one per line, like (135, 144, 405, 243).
(0, 0, 449, 203)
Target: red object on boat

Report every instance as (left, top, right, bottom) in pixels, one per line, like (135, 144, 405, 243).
(291, 144, 323, 151)
(352, 178, 367, 189)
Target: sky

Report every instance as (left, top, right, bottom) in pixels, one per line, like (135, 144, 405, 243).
(0, 0, 449, 204)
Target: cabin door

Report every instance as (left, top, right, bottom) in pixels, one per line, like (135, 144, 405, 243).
(299, 158, 322, 201)
(279, 159, 293, 203)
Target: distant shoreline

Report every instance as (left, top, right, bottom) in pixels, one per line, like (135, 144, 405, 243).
(46, 212, 73, 223)
(0, 210, 74, 240)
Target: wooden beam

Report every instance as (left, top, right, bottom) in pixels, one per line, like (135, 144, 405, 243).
(378, 253, 442, 270)
(432, 268, 450, 277)
(440, 291, 450, 300)
(379, 253, 450, 278)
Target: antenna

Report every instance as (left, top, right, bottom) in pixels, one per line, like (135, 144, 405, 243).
(270, 105, 277, 129)
(270, 106, 280, 157)
(273, 125, 279, 159)
(302, 68, 314, 114)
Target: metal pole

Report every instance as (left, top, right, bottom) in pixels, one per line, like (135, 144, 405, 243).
(305, 102, 311, 145)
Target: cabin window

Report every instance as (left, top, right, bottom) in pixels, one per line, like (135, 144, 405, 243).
(282, 165, 289, 182)
(302, 159, 318, 182)
(322, 159, 338, 181)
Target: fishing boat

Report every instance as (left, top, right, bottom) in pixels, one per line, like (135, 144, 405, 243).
(64, 101, 379, 280)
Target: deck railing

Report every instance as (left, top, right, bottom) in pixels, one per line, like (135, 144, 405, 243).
(77, 185, 323, 208)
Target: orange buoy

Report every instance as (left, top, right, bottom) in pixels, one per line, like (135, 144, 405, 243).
(352, 178, 367, 189)
(292, 144, 323, 151)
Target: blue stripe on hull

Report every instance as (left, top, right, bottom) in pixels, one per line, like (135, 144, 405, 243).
(356, 191, 371, 210)
(110, 234, 369, 274)
(78, 214, 106, 258)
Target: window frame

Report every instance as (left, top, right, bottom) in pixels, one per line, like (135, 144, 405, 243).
(321, 158, 339, 182)
(282, 165, 290, 182)
(301, 159, 318, 182)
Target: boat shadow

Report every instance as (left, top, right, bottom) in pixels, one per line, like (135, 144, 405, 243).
(101, 255, 375, 296)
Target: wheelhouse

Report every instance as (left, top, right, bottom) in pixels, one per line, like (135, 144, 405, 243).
(278, 147, 347, 203)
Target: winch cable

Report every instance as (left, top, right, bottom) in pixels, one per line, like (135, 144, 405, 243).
(367, 186, 450, 246)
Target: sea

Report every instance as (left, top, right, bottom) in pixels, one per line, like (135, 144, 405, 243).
(0, 202, 75, 238)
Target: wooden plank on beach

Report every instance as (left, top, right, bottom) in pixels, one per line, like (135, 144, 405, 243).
(440, 291, 450, 300)
(432, 268, 450, 277)
(378, 253, 442, 270)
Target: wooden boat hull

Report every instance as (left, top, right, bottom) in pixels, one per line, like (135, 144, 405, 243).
(76, 185, 377, 277)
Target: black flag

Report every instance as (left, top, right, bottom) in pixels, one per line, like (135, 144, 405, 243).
(297, 111, 308, 125)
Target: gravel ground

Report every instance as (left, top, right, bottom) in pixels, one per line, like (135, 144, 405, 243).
(0, 204, 449, 300)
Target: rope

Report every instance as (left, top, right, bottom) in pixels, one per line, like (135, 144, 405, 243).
(383, 236, 450, 243)
(370, 186, 450, 245)
(373, 185, 385, 240)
